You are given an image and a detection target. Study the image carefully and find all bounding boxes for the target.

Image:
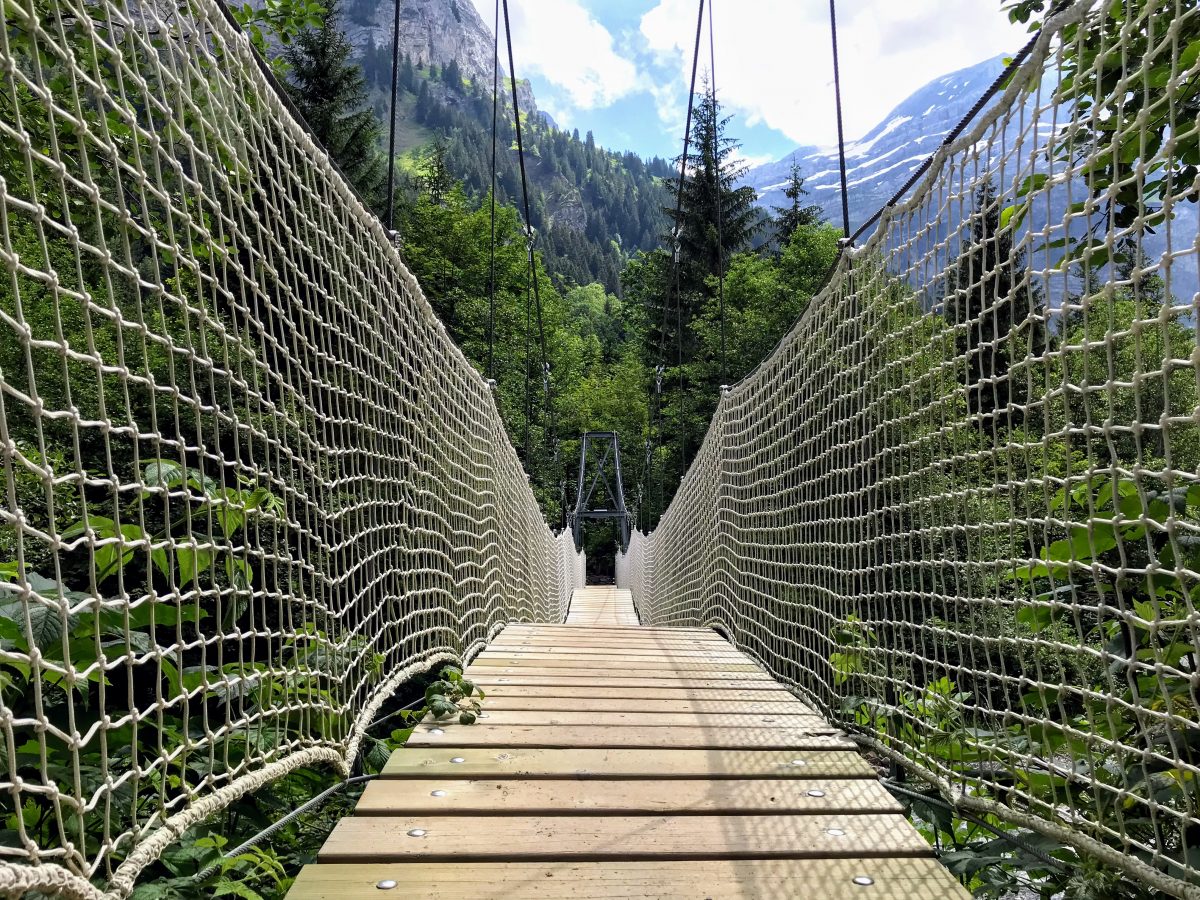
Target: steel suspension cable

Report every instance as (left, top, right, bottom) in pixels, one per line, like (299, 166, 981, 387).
(384, 0, 403, 231)
(487, 0, 500, 379)
(708, 0, 727, 385)
(643, 0, 707, 526)
(501, 0, 556, 477)
(828, 0, 851, 240)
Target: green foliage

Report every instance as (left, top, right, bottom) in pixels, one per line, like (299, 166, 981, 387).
(389, 665, 486, 740)
(947, 181, 1050, 433)
(627, 220, 841, 526)
(1003, 0, 1199, 265)
(666, 87, 767, 297)
(284, 0, 389, 210)
(230, 0, 327, 77)
(829, 465, 1197, 896)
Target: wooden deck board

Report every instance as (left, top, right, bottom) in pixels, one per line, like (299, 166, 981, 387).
(467, 672, 780, 688)
(478, 646, 752, 660)
(476, 685, 805, 701)
(425, 709, 825, 727)
(290, 859, 971, 899)
(289, 586, 964, 899)
(404, 724, 850, 749)
(354, 778, 904, 816)
(470, 657, 762, 671)
(565, 588, 640, 625)
(477, 696, 814, 713)
(319, 813, 932, 862)
(382, 747, 876, 779)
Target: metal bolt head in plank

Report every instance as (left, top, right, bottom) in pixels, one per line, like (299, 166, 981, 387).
(853, 876, 875, 886)
(450, 757, 466, 763)
(430, 790, 448, 797)
(807, 789, 826, 797)
(376, 880, 398, 890)
(826, 828, 846, 836)
(407, 828, 427, 837)
(429, 728, 444, 735)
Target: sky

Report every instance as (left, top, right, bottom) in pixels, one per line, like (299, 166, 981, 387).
(467, 0, 1031, 166)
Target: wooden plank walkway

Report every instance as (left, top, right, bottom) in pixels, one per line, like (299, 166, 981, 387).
(288, 587, 969, 899)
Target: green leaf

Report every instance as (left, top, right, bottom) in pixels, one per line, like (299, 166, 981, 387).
(1016, 605, 1057, 633)
(176, 546, 213, 588)
(143, 459, 189, 489)
(1067, 521, 1118, 559)
(63, 516, 146, 580)
(143, 459, 217, 496)
(1180, 39, 1200, 73)
(390, 726, 415, 745)
(430, 699, 457, 718)
(213, 878, 266, 900)
(458, 710, 477, 725)
(225, 557, 253, 590)
(425, 680, 453, 702)
(213, 489, 247, 538)
(0, 591, 70, 655)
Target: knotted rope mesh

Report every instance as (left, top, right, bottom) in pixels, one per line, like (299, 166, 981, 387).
(621, 0, 1200, 895)
(0, 0, 581, 895)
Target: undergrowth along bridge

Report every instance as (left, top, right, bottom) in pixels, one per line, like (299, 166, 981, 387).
(0, 0, 1199, 898)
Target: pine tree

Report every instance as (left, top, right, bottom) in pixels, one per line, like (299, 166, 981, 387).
(284, 1, 388, 211)
(421, 138, 454, 206)
(666, 87, 763, 297)
(443, 58, 463, 91)
(400, 53, 416, 92)
(415, 80, 433, 122)
(948, 180, 1048, 433)
(772, 158, 823, 245)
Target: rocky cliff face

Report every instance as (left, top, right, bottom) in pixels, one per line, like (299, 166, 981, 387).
(344, 0, 492, 80)
(343, 0, 535, 110)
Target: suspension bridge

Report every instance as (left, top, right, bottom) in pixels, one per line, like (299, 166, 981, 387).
(0, 0, 1198, 898)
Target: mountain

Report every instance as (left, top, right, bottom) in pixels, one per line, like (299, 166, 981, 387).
(340, 0, 672, 293)
(747, 56, 1009, 236)
(747, 55, 1198, 302)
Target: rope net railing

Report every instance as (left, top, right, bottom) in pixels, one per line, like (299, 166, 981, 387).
(620, 0, 1200, 894)
(0, 0, 582, 895)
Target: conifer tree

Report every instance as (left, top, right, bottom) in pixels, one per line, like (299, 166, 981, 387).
(773, 158, 823, 245)
(948, 180, 1048, 434)
(443, 58, 463, 91)
(284, 1, 388, 211)
(666, 87, 763, 297)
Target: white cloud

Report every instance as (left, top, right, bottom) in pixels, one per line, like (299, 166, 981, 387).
(648, 81, 685, 133)
(468, 0, 641, 109)
(730, 149, 775, 170)
(639, 0, 1029, 148)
